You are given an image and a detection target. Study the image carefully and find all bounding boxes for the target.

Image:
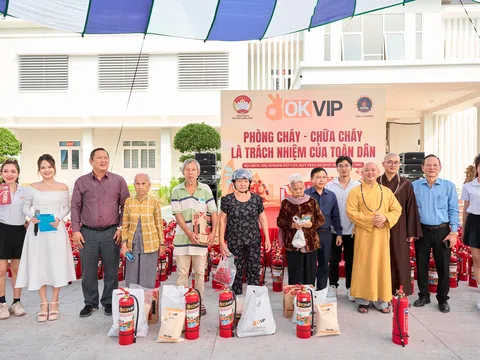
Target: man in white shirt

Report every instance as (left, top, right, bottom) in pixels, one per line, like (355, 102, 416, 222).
(325, 156, 360, 300)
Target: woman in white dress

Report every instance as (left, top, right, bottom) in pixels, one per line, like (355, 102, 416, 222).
(15, 154, 76, 322)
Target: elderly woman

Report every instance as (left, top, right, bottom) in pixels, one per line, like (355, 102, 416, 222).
(219, 168, 271, 295)
(121, 173, 165, 289)
(277, 174, 324, 285)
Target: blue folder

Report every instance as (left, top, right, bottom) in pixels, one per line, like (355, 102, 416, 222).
(36, 214, 57, 232)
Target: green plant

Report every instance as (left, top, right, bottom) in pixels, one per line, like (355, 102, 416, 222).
(173, 123, 220, 153)
(157, 178, 181, 206)
(0, 128, 21, 164)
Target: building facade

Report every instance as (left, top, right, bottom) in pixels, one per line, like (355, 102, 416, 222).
(0, 0, 479, 189)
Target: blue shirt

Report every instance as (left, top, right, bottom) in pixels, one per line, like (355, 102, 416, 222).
(412, 178, 459, 232)
(305, 187, 342, 235)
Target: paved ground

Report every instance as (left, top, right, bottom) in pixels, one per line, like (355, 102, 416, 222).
(1, 274, 479, 360)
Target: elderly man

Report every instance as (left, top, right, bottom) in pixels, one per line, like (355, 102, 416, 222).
(171, 159, 218, 315)
(412, 155, 459, 313)
(71, 148, 130, 317)
(346, 162, 402, 314)
(121, 173, 165, 289)
(378, 153, 422, 296)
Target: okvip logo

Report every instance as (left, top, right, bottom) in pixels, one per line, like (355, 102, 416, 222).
(265, 93, 343, 121)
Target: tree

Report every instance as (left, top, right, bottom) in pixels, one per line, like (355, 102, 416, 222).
(0, 128, 21, 164)
(173, 122, 220, 154)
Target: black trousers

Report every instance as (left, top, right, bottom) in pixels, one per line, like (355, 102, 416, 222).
(415, 225, 451, 302)
(316, 230, 332, 291)
(286, 250, 317, 286)
(229, 240, 261, 295)
(329, 234, 355, 289)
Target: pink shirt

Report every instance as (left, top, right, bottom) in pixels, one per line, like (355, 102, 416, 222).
(70, 171, 130, 232)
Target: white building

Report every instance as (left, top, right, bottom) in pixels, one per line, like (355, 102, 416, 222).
(0, 0, 479, 189)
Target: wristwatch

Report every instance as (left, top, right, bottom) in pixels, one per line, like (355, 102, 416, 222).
(117, 226, 122, 231)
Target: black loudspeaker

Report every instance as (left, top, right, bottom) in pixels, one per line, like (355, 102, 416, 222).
(400, 164, 423, 178)
(199, 165, 216, 176)
(399, 152, 425, 164)
(205, 182, 218, 206)
(195, 153, 216, 165)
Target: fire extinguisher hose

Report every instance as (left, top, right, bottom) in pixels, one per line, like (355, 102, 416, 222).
(233, 293, 237, 337)
(308, 288, 314, 336)
(131, 294, 140, 344)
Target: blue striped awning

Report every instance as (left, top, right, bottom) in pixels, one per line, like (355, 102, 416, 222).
(0, 0, 415, 41)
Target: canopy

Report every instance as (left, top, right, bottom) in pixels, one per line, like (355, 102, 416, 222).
(0, 0, 414, 41)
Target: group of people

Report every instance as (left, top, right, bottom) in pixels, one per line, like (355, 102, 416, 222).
(276, 153, 480, 314)
(0, 149, 167, 321)
(0, 150, 479, 323)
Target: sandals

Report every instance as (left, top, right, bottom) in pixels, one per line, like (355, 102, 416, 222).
(376, 306, 391, 314)
(49, 301, 60, 321)
(37, 302, 49, 322)
(357, 305, 369, 314)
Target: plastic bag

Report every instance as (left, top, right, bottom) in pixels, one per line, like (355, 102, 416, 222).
(213, 255, 237, 288)
(315, 297, 341, 337)
(292, 229, 306, 248)
(237, 285, 276, 337)
(291, 215, 310, 249)
(129, 283, 157, 323)
(156, 285, 187, 343)
(108, 288, 149, 337)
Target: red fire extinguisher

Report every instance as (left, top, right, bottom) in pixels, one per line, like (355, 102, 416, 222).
(469, 253, 477, 288)
(191, 269, 196, 289)
(72, 249, 82, 280)
(7, 262, 12, 278)
(272, 253, 284, 292)
(296, 287, 314, 339)
(97, 258, 104, 280)
(392, 285, 409, 347)
(118, 288, 139, 346)
(458, 248, 469, 281)
(449, 253, 459, 288)
(259, 253, 266, 286)
(167, 246, 173, 275)
(185, 289, 201, 340)
(118, 254, 125, 282)
(219, 288, 236, 338)
(410, 259, 415, 292)
(170, 246, 176, 272)
(428, 257, 438, 293)
(159, 253, 167, 282)
(204, 254, 211, 283)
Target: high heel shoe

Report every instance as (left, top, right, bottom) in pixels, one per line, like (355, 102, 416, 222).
(48, 301, 60, 321)
(37, 302, 49, 322)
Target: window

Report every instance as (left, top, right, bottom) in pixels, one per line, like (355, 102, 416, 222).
(123, 141, 156, 169)
(18, 55, 68, 91)
(59, 141, 80, 170)
(415, 13, 423, 60)
(324, 24, 331, 61)
(271, 69, 292, 90)
(98, 55, 149, 91)
(341, 14, 406, 61)
(178, 53, 229, 90)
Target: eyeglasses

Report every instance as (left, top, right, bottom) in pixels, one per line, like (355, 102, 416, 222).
(337, 164, 351, 169)
(386, 161, 400, 166)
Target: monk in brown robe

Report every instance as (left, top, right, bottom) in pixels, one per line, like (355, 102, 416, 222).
(378, 153, 422, 296)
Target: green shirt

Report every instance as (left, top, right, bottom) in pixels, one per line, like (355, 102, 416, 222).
(171, 181, 217, 255)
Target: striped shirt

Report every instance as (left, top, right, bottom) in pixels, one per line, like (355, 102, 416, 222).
(171, 182, 217, 256)
(122, 194, 164, 253)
